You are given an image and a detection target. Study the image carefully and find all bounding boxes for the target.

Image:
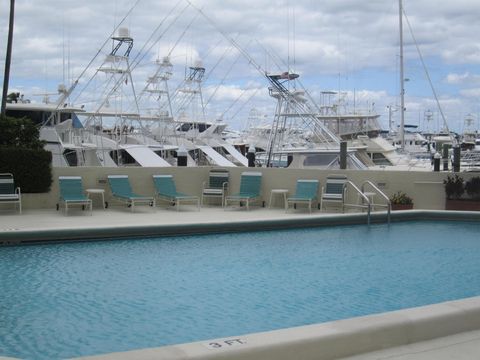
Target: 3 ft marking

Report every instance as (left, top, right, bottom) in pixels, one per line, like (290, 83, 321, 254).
(203, 338, 247, 350)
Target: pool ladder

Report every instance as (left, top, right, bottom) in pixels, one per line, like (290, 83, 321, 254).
(345, 180, 391, 225)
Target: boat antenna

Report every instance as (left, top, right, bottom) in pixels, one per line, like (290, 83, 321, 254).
(136, 3, 198, 104)
(292, 3, 296, 76)
(56, 0, 142, 108)
(402, 8, 454, 144)
(399, 0, 405, 150)
(287, 0, 290, 76)
(62, 14, 65, 86)
(184, 0, 341, 151)
(205, 43, 246, 107)
(80, 0, 187, 115)
(128, 1, 188, 72)
(226, 87, 262, 122)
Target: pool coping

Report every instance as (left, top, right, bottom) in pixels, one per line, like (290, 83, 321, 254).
(76, 295, 480, 360)
(1, 209, 480, 245)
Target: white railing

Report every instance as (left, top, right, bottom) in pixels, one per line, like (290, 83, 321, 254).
(361, 180, 392, 223)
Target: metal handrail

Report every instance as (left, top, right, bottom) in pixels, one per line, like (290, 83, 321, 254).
(345, 180, 371, 225)
(361, 180, 391, 223)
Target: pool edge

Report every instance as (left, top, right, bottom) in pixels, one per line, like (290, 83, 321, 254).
(74, 295, 480, 360)
(2, 210, 480, 245)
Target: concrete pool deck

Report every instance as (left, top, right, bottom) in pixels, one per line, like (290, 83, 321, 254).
(1, 205, 479, 244)
(1, 204, 391, 243)
(1, 206, 480, 359)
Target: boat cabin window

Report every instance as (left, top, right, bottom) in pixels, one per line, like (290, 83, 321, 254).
(303, 153, 337, 166)
(178, 123, 192, 132)
(177, 123, 211, 133)
(109, 149, 136, 166)
(63, 149, 78, 167)
(197, 123, 210, 132)
(368, 152, 392, 166)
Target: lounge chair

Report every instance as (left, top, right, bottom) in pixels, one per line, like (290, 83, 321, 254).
(201, 169, 229, 207)
(107, 175, 155, 212)
(0, 173, 22, 214)
(320, 174, 348, 212)
(286, 179, 319, 213)
(57, 176, 92, 215)
(224, 171, 262, 210)
(153, 175, 199, 211)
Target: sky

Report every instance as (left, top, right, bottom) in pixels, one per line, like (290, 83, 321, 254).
(1, 0, 480, 133)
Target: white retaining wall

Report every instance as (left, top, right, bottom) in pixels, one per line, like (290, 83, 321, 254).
(20, 167, 469, 210)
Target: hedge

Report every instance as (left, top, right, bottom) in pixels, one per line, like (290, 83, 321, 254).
(0, 115, 45, 149)
(0, 147, 52, 193)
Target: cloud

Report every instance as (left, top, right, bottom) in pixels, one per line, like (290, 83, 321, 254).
(460, 88, 480, 98)
(1, 0, 479, 133)
(442, 44, 480, 65)
(445, 72, 480, 85)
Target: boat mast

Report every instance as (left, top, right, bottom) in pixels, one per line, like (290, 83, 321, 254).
(399, 0, 405, 150)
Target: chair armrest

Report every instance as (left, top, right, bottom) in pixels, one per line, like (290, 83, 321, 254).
(222, 182, 228, 192)
(16, 187, 21, 196)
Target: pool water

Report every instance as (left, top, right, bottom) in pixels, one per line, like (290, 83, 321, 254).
(1, 221, 480, 359)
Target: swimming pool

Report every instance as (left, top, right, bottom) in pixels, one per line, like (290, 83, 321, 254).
(1, 220, 480, 359)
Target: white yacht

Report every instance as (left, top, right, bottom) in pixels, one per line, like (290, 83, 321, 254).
(5, 100, 105, 167)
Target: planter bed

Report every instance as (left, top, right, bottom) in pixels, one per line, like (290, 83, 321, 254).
(445, 199, 480, 211)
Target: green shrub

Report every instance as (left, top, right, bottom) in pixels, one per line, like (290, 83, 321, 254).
(0, 116, 45, 149)
(0, 147, 52, 193)
(465, 177, 480, 200)
(443, 175, 464, 200)
(390, 191, 413, 205)
(0, 115, 52, 193)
